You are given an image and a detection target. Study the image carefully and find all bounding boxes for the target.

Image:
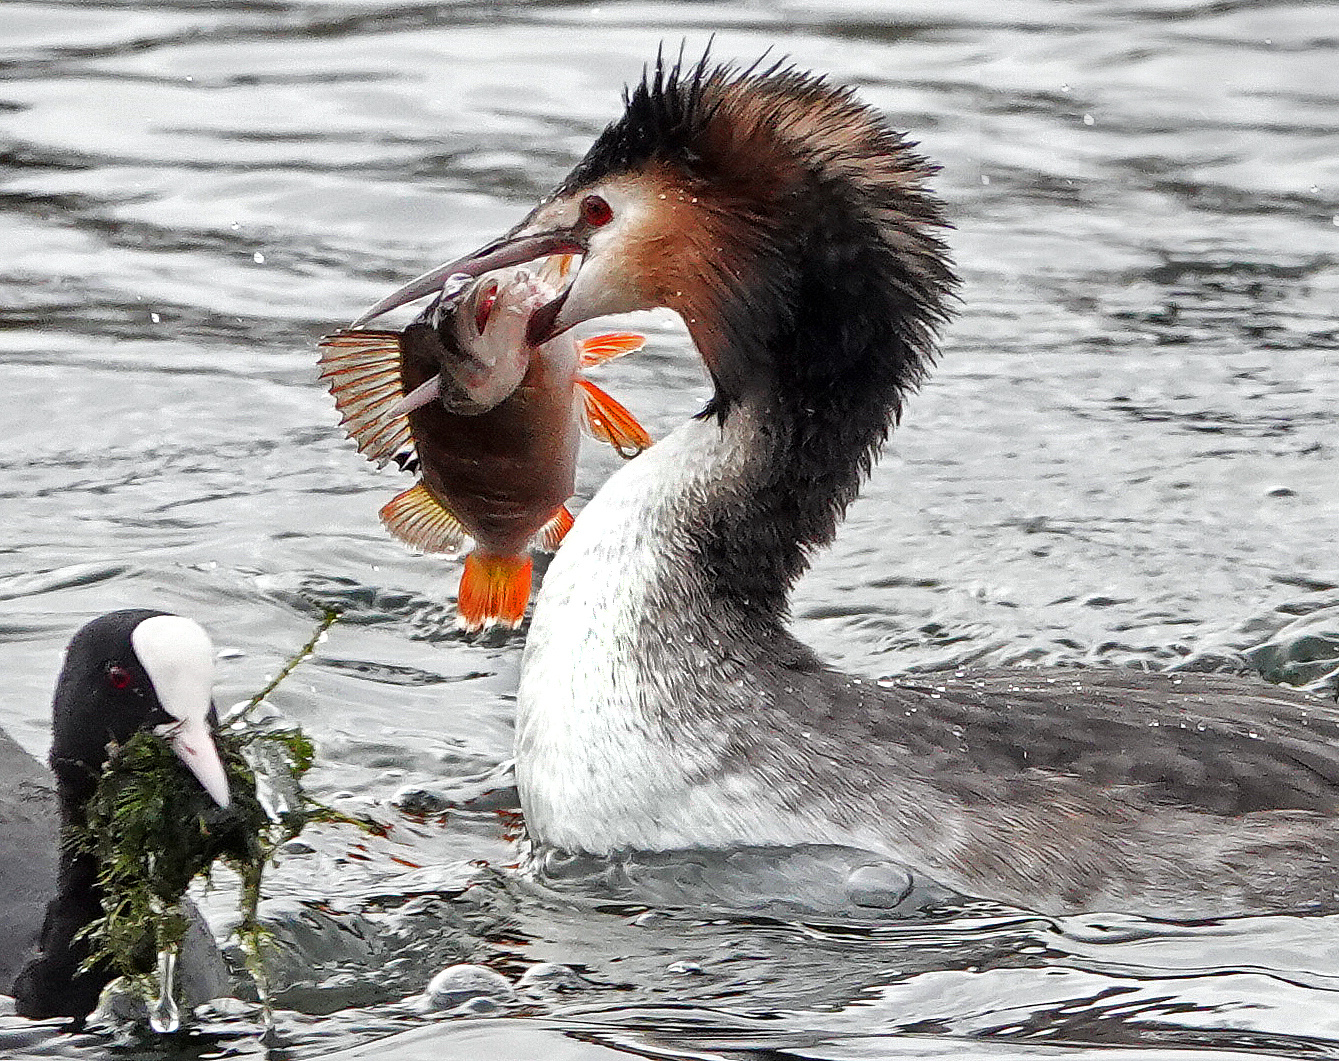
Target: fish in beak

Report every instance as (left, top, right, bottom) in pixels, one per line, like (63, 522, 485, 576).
(320, 263, 651, 632)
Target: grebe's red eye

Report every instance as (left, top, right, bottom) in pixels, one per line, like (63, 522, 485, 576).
(474, 281, 499, 335)
(580, 194, 612, 227)
(106, 664, 133, 690)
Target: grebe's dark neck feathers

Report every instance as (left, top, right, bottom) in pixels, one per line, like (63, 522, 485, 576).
(561, 56, 956, 619)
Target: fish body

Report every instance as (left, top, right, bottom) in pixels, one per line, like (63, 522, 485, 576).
(319, 265, 650, 631)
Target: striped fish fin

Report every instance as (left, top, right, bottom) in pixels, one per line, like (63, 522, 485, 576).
(533, 504, 575, 553)
(578, 332, 646, 368)
(379, 483, 470, 555)
(577, 379, 653, 459)
(317, 329, 416, 469)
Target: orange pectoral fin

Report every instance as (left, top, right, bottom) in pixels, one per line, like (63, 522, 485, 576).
(578, 379, 653, 459)
(578, 332, 647, 368)
(380, 483, 469, 554)
(534, 504, 575, 553)
(457, 552, 533, 632)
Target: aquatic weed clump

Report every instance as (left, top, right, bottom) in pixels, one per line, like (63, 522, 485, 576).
(72, 612, 349, 1010)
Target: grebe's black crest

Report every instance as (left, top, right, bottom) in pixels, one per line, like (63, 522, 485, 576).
(564, 51, 955, 408)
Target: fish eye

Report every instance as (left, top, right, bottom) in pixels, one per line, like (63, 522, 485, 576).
(474, 281, 499, 334)
(580, 194, 613, 228)
(106, 663, 133, 690)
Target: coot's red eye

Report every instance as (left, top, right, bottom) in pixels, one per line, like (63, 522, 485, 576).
(107, 664, 133, 690)
(474, 281, 499, 335)
(580, 194, 612, 227)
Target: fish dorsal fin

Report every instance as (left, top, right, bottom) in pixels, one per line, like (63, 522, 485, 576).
(579, 332, 646, 368)
(578, 379, 653, 459)
(318, 329, 415, 469)
(379, 483, 470, 555)
(533, 505, 575, 553)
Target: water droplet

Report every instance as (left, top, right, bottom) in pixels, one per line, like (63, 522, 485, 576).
(149, 942, 181, 1033)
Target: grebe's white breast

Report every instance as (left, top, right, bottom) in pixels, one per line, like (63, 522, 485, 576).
(516, 413, 858, 856)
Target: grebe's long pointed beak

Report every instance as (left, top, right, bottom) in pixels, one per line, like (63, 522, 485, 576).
(351, 231, 585, 328)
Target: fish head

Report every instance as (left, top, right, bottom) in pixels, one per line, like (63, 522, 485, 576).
(398, 265, 567, 417)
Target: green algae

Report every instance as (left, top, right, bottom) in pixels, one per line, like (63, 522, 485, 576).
(72, 610, 353, 1014)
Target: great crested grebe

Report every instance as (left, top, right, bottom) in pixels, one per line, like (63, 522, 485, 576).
(360, 57, 1339, 919)
(3, 611, 229, 1020)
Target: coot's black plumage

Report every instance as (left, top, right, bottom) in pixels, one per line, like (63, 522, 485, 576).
(357, 56, 1339, 919)
(2, 609, 229, 1021)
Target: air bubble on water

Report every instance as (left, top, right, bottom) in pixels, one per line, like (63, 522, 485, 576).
(1083, 114, 1095, 126)
(150, 312, 161, 324)
(516, 962, 585, 993)
(419, 964, 516, 1012)
(253, 251, 265, 264)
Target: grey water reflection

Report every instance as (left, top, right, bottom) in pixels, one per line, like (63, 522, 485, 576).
(1, 0, 1337, 1057)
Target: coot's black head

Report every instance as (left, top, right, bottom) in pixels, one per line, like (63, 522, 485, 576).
(50, 609, 231, 811)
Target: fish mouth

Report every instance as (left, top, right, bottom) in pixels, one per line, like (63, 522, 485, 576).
(526, 285, 571, 346)
(351, 230, 586, 328)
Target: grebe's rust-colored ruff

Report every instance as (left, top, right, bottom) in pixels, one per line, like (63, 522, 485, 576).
(360, 57, 1339, 918)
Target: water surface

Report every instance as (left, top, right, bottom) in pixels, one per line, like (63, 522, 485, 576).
(1, 0, 1337, 1057)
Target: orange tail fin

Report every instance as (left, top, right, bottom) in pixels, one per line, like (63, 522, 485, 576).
(578, 379, 653, 458)
(457, 551, 532, 632)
